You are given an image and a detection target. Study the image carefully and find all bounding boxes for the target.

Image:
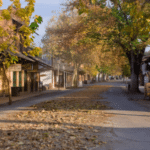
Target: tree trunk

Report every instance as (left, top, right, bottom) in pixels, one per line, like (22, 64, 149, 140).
(139, 73, 144, 86)
(123, 75, 125, 82)
(2, 64, 12, 105)
(147, 72, 150, 82)
(102, 72, 104, 81)
(72, 63, 79, 87)
(104, 73, 107, 81)
(130, 50, 141, 93)
(106, 74, 109, 81)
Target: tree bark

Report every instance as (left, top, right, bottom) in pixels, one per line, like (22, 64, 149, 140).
(130, 50, 141, 93)
(139, 72, 144, 86)
(147, 72, 150, 82)
(123, 75, 125, 82)
(2, 64, 12, 105)
(72, 63, 80, 87)
(106, 74, 109, 81)
(102, 72, 105, 81)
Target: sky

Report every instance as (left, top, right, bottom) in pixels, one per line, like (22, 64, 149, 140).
(1, 0, 150, 52)
(1, 0, 66, 47)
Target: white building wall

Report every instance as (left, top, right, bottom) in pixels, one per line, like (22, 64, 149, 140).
(40, 70, 53, 86)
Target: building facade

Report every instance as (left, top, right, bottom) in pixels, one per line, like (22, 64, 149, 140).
(0, 9, 51, 96)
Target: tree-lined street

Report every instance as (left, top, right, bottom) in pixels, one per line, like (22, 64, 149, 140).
(1, 0, 150, 149)
(0, 80, 150, 149)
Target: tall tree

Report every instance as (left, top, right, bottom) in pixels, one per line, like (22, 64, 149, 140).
(0, 0, 42, 104)
(42, 10, 97, 87)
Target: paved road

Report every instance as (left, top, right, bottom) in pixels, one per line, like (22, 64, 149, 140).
(92, 81, 150, 150)
(1, 80, 149, 150)
(0, 87, 86, 117)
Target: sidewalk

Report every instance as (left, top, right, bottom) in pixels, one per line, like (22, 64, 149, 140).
(0, 88, 67, 106)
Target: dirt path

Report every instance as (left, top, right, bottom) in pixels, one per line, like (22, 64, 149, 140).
(92, 81, 150, 150)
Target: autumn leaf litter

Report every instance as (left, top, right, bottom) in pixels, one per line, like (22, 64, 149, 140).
(0, 85, 113, 150)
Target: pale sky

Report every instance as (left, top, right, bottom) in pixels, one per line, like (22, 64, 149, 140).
(1, 0, 66, 47)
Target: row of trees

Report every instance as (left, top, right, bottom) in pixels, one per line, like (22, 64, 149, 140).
(42, 0, 131, 87)
(44, 0, 150, 92)
(73, 0, 150, 92)
(1, 0, 148, 102)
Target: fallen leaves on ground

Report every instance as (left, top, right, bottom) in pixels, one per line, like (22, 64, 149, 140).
(0, 85, 113, 150)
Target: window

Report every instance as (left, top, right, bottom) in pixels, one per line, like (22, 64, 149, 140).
(13, 71, 16, 87)
(24, 71, 27, 91)
(19, 71, 22, 87)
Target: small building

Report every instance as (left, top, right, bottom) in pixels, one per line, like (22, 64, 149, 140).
(39, 53, 54, 89)
(53, 58, 74, 88)
(0, 8, 51, 97)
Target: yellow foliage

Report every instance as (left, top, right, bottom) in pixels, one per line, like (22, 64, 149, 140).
(12, 0, 21, 9)
(0, 0, 42, 69)
(0, 0, 2, 7)
(1, 9, 11, 20)
(29, 47, 42, 56)
(19, 25, 31, 35)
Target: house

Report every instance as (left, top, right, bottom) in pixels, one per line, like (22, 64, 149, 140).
(0, 8, 51, 97)
(40, 53, 92, 89)
(40, 54, 75, 89)
(50, 57, 74, 88)
(39, 53, 54, 89)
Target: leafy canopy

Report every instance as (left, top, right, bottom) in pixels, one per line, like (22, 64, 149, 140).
(0, 0, 43, 67)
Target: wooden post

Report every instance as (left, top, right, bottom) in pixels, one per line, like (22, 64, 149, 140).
(21, 70, 24, 92)
(52, 70, 55, 88)
(37, 72, 40, 92)
(64, 71, 65, 88)
(27, 72, 31, 93)
(66, 72, 67, 87)
(0, 67, 2, 96)
(10, 71, 13, 87)
(33, 73, 35, 92)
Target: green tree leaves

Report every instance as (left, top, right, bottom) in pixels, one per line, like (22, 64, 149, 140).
(29, 15, 43, 32)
